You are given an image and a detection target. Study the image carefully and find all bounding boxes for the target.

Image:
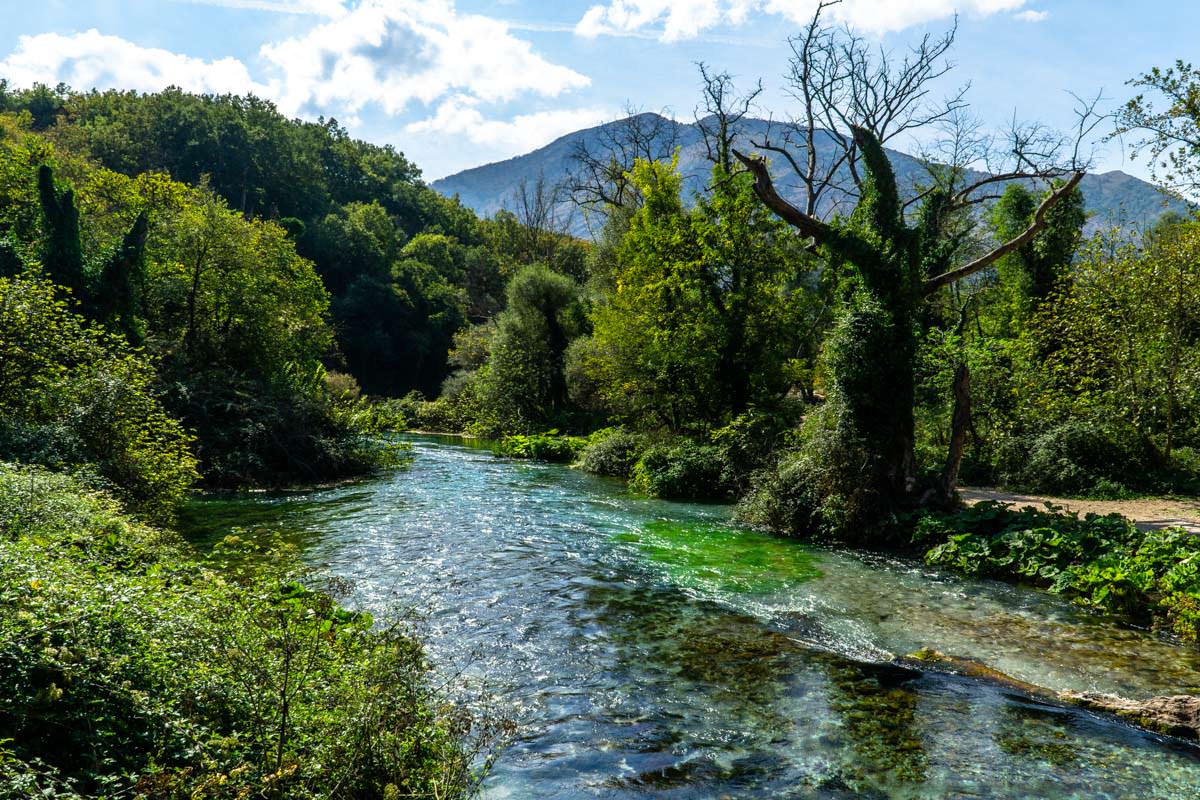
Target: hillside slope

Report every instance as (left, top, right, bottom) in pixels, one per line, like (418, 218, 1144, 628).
(433, 113, 1191, 236)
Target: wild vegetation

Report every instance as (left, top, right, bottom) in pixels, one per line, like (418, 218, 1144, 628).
(4, 5, 1200, 795)
(0, 464, 498, 798)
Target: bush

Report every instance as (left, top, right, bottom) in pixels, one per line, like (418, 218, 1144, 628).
(0, 276, 198, 521)
(493, 431, 587, 463)
(998, 419, 1162, 497)
(737, 402, 884, 540)
(0, 464, 500, 799)
(710, 407, 804, 495)
(916, 500, 1200, 640)
(575, 428, 649, 478)
(630, 441, 731, 501)
(735, 448, 821, 535)
(171, 363, 406, 490)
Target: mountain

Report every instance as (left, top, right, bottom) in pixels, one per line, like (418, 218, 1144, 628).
(432, 113, 1191, 237)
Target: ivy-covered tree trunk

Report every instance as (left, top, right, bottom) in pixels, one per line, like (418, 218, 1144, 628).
(735, 126, 1084, 534)
(37, 165, 87, 300)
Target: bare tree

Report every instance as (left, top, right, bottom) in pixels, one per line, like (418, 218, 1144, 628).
(733, 3, 1101, 299)
(695, 63, 763, 175)
(566, 104, 681, 213)
(503, 171, 574, 265)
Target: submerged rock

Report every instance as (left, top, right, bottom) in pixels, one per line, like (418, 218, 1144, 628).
(1065, 692, 1200, 740)
(904, 649, 1200, 742)
(898, 649, 1055, 700)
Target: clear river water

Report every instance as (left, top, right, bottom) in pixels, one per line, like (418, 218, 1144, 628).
(182, 435, 1200, 799)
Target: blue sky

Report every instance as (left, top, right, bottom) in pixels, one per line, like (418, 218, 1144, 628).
(0, 0, 1194, 181)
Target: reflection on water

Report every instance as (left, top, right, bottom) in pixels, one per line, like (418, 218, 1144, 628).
(181, 435, 1200, 798)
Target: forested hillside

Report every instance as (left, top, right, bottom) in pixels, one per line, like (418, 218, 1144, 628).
(0, 86, 511, 797)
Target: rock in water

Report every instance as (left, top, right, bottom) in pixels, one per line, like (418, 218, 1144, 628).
(1065, 692, 1200, 740)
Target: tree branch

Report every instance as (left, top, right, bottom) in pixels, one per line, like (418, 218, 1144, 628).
(732, 148, 834, 241)
(923, 170, 1084, 294)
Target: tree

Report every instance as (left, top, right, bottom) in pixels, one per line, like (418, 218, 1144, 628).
(567, 106, 681, 219)
(37, 165, 86, 298)
(1028, 225, 1200, 460)
(587, 157, 808, 430)
(94, 210, 150, 344)
(480, 264, 586, 428)
(1115, 60, 1200, 197)
(730, 4, 1095, 528)
(990, 180, 1086, 323)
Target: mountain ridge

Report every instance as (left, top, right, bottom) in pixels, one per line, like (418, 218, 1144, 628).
(431, 113, 1191, 236)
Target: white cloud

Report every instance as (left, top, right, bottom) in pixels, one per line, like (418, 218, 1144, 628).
(0, 1, 588, 123)
(1015, 9, 1048, 22)
(0, 29, 276, 96)
(170, 0, 348, 15)
(576, 0, 1032, 38)
(406, 96, 611, 155)
(0, 1, 598, 171)
(260, 0, 590, 117)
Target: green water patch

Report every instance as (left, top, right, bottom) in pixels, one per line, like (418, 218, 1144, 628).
(615, 520, 822, 595)
(177, 490, 375, 554)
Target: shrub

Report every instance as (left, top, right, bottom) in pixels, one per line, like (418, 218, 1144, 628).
(630, 441, 731, 501)
(493, 431, 587, 463)
(0, 464, 501, 799)
(737, 402, 884, 540)
(997, 419, 1160, 497)
(710, 406, 803, 495)
(575, 428, 649, 478)
(0, 275, 198, 521)
(735, 448, 821, 535)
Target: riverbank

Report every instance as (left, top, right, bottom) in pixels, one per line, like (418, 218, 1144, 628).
(961, 487, 1200, 534)
(0, 462, 489, 799)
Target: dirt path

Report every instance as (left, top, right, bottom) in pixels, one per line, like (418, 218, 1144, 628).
(959, 487, 1200, 534)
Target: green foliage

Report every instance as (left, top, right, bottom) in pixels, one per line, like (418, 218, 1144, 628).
(989, 181, 1085, 317)
(1117, 60, 1200, 194)
(477, 264, 587, 430)
(630, 441, 731, 501)
(575, 428, 651, 478)
(916, 501, 1200, 640)
(93, 210, 149, 343)
(0, 122, 397, 490)
(36, 164, 85, 297)
(585, 159, 811, 431)
(0, 275, 197, 520)
(996, 419, 1167, 497)
(493, 430, 587, 463)
(736, 400, 884, 538)
(0, 464, 493, 799)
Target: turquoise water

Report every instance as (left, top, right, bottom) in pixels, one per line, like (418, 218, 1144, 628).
(182, 435, 1200, 798)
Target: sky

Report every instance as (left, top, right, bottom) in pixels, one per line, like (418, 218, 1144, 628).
(0, 0, 1195, 181)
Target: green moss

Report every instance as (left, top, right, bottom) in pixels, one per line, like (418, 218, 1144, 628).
(824, 659, 928, 787)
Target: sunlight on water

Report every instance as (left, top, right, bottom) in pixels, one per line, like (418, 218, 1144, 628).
(182, 435, 1200, 799)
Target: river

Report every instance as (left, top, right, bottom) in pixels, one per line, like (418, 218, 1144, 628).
(182, 435, 1200, 798)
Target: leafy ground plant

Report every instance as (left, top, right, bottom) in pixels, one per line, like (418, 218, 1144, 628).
(914, 501, 1200, 640)
(492, 431, 587, 463)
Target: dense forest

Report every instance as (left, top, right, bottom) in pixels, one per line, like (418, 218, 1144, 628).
(4, 6, 1200, 796)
